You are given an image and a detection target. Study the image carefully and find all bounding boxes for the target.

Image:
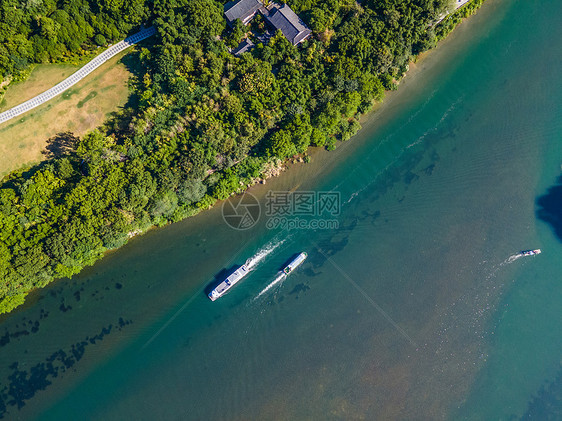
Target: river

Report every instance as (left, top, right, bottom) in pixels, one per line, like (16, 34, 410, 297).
(1, 0, 561, 419)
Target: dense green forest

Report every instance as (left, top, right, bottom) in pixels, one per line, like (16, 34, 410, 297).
(0, 0, 485, 314)
(0, 0, 151, 79)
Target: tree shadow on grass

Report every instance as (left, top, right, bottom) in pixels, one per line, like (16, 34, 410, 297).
(42, 131, 79, 159)
(102, 49, 150, 135)
(536, 175, 562, 242)
(120, 49, 147, 110)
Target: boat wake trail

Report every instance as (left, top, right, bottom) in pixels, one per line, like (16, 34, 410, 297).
(255, 272, 287, 299)
(246, 238, 286, 270)
(505, 253, 523, 264)
(483, 252, 532, 282)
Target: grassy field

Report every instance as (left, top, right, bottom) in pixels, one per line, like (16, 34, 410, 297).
(0, 64, 80, 111)
(0, 50, 133, 177)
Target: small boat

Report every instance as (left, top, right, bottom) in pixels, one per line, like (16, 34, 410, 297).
(283, 252, 308, 275)
(521, 249, 541, 256)
(208, 262, 250, 301)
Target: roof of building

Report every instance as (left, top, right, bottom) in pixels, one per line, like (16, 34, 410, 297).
(265, 4, 312, 45)
(232, 38, 255, 56)
(224, 0, 262, 25)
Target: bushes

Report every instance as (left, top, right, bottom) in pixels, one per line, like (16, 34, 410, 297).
(0, 294, 27, 315)
(94, 34, 107, 46)
(435, 0, 487, 41)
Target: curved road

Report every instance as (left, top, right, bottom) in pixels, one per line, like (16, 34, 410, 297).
(0, 26, 156, 126)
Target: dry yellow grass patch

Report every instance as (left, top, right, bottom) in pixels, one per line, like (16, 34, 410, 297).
(0, 64, 79, 111)
(0, 50, 133, 177)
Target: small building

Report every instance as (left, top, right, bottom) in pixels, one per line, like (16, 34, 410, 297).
(264, 4, 312, 46)
(224, 0, 312, 46)
(232, 38, 255, 56)
(224, 0, 263, 26)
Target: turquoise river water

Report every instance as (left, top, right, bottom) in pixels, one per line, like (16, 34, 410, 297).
(0, 0, 561, 419)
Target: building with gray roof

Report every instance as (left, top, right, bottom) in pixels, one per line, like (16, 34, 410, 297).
(232, 38, 255, 56)
(224, 0, 263, 26)
(264, 4, 312, 45)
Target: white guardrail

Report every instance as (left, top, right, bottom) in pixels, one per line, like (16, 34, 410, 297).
(0, 26, 157, 126)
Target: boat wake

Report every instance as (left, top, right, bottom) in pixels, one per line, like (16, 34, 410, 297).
(255, 272, 286, 299)
(478, 251, 538, 283)
(246, 238, 286, 270)
(505, 253, 524, 264)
